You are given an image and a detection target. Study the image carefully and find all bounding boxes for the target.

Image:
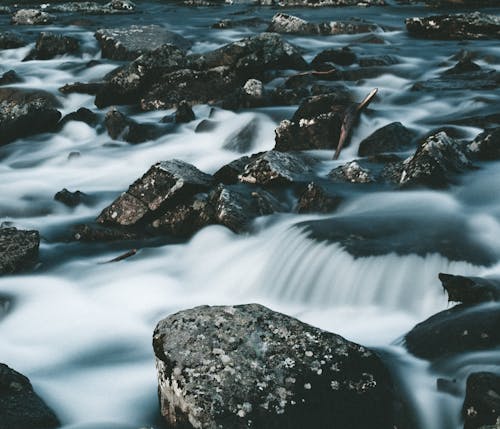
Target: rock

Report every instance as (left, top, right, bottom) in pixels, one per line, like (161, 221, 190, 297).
(0, 227, 39, 275)
(329, 161, 375, 184)
(195, 119, 218, 134)
(11, 9, 54, 25)
(73, 224, 140, 242)
(296, 182, 342, 213)
(274, 91, 354, 152)
(214, 155, 257, 185)
(406, 13, 500, 40)
(404, 303, 500, 360)
(223, 118, 259, 153)
(358, 122, 417, 156)
(439, 273, 500, 305)
(54, 188, 87, 207)
(358, 55, 399, 67)
(0, 32, 26, 50)
(48, 0, 136, 14)
(24, 32, 80, 61)
(153, 304, 395, 429)
(0, 6, 11, 15)
(59, 107, 99, 127)
(257, 0, 386, 6)
(59, 82, 105, 96)
(174, 100, 195, 124)
(0, 87, 61, 146)
(0, 363, 59, 429)
(95, 44, 187, 108)
(467, 127, 500, 161)
(311, 47, 357, 68)
(268, 13, 380, 36)
(104, 107, 166, 144)
(443, 58, 482, 75)
(95, 25, 192, 61)
(243, 79, 264, 99)
(239, 151, 315, 186)
(212, 17, 264, 30)
(97, 160, 214, 227)
(463, 373, 500, 429)
(0, 70, 22, 86)
(392, 131, 472, 188)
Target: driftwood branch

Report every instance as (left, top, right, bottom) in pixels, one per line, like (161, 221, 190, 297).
(333, 88, 378, 160)
(101, 249, 138, 264)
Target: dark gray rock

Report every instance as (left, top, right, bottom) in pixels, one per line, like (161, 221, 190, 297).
(0, 32, 26, 50)
(0, 227, 39, 275)
(212, 17, 264, 30)
(0, 363, 59, 429)
(467, 127, 500, 161)
(358, 122, 417, 156)
(0, 6, 11, 14)
(404, 304, 500, 360)
(73, 224, 140, 242)
(0, 70, 22, 86)
(329, 161, 375, 184)
(174, 100, 195, 124)
(296, 182, 342, 214)
(443, 58, 482, 75)
(223, 118, 259, 153)
(11, 9, 54, 25)
(213, 154, 259, 185)
(358, 55, 399, 67)
(54, 188, 86, 207)
(153, 304, 395, 429)
(239, 151, 315, 186)
(311, 47, 357, 68)
(463, 372, 500, 429)
(97, 160, 214, 227)
(406, 13, 500, 40)
(0, 87, 61, 146)
(439, 273, 500, 305)
(24, 32, 79, 61)
(257, 0, 386, 6)
(268, 13, 380, 36)
(274, 91, 353, 152)
(59, 82, 105, 96)
(48, 0, 136, 14)
(391, 131, 472, 188)
(95, 25, 192, 61)
(59, 107, 98, 127)
(104, 107, 166, 143)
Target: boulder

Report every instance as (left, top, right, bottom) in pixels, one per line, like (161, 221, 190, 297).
(153, 304, 395, 429)
(0, 88, 61, 146)
(358, 55, 399, 67)
(24, 32, 79, 61)
(0, 70, 22, 86)
(95, 25, 192, 61)
(0, 363, 59, 429)
(328, 161, 375, 184)
(311, 47, 357, 68)
(59, 107, 99, 127)
(212, 17, 264, 30)
(439, 273, 500, 305)
(73, 224, 140, 242)
(239, 151, 315, 186)
(257, 0, 386, 6)
(97, 160, 214, 227)
(48, 0, 136, 14)
(104, 107, 166, 143)
(274, 91, 353, 152)
(406, 13, 500, 40)
(174, 100, 195, 124)
(0, 32, 26, 50)
(463, 372, 500, 429)
(59, 82, 105, 96)
(467, 127, 500, 161)
(296, 182, 342, 214)
(0, 227, 39, 275)
(54, 188, 87, 207)
(268, 13, 380, 36)
(214, 155, 259, 185)
(11, 9, 54, 25)
(404, 304, 500, 360)
(222, 118, 259, 153)
(358, 122, 417, 156)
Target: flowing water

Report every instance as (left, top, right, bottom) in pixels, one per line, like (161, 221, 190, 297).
(1, 1, 500, 428)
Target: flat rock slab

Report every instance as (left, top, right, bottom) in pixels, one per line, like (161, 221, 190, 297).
(153, 304, 395, 429)
(406, 13, 500, 40)
(0, 227, 40, 275)
(0, 363, 59, 429)
(95, 25, 192, 61)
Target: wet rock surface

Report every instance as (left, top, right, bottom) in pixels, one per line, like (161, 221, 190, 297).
(104, 107, 167, 143)
(0, 87, 62, 146)
(11, 9, 54, 26)
(24, 32, 80, 61)
(406, 13, 500, 40)
(463, 372, 500, 429)
(0, 70, 22, 86)
(296, 182, 342, 214)
(153, 304, 395, 429)
(358, 122, 418, 156)
(0, 363, 60, 429)
(48, 0, 136, 14)
(0, 227, 40, 275)
(439, 273, 500, 305)
(329, 161, 376, 184)
(467, 127, 500, 161)
(54, 188, 87, 207)
(257, 0, 386, 6)
(311, 47, 357, 68)
(95, 25, 192, 61)
(0, 31, 26, 50)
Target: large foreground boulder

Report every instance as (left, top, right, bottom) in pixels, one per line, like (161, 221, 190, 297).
(463, 372, 500, 429)
(406, 13, 500, 40)
(0, 88, 61, 146)
(0, 363, 59, 429)
(153, 304, 395, 429)
(0, 228, 40, 275)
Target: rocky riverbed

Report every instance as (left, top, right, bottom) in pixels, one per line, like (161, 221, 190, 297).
(0, 0, 499, 428)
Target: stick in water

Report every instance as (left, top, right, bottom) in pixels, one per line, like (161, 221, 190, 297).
(102, 249, 138, 264)
(333, 88, 378, 160)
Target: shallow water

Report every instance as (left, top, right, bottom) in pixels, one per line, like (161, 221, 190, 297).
(1, 1, 500, 428)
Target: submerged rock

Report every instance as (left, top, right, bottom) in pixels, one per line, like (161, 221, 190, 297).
(406, 13, 500, 40)
(0, 70, 22, 86)
(0, 87, 61, 146)
(11, 9, 54, 25)
(174, 100, 195, 124)
(24, 32, 80, 61)
(439, 273, 500, 305)
(358, 122, 417, 156)
(97, 160, 214, 227)
(463, 372, 500, 429)
(467, 127, 500, 161)
(104, 107, 166, 143)
(0, 363, 59, 429)
(54, 188, 87, 207)
(222, 118, 259, 153)
(296, 182, 342, 214)
(0, 227, 39, 275)
(95, 25, 192, 61)
(0, 32, 26, 50)
(311, 47, 357, 68)
(153, 304, 395, 429)
(59, 107, 99, 127)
